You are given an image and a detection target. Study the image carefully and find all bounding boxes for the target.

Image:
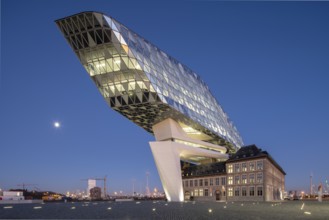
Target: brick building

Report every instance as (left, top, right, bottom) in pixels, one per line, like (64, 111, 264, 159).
(182, 145, 285, 202)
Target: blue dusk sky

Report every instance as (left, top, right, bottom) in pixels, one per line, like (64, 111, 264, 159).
(1, 0, 328, 194)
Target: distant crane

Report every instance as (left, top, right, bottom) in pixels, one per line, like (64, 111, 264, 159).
(17, 183, 37, 191)
(81, 176, 107, 198)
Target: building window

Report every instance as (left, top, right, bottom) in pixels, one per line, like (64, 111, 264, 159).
(216, 178, 220, 186)
(242, 163, 247, 172)
(185, 180, 188, 187)
(221, 177, 226, 185)
(235, 164, 240, 173)
(249, 174, 255, 184)
(210, 178, 213, 186)
(242, 174, 247, 184)
(228, 176, 233, 185)
(191, 191, 194, 196)
(194, 189, 199, 197)
(235, 187, 240, 196)
(227, 164, 233, 173)
(235, 175, 240, 185)
(257, 161, 263, 170)
(228, 187, 233, 197)
(199, 179, 203, 187)
(242, 187, 247, 196)
(257, 173, 263, 184)
(257, 186, 263, 196)
(199, 189, 204, 197)
(204, 179, 208, 186)
(190, 180, 193, 187)
(249, 162, 255, 171)
(194, 180, 198, 187)
(204, 189, 209, 196)
(250, 186, 255, 196)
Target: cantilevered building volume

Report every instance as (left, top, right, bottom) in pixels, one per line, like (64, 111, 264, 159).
(56, 12, 243, 202)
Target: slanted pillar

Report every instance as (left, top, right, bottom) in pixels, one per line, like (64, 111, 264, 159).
(149, 118, 228, 202)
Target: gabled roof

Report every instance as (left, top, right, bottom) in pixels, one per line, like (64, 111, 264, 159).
(227, 144, 286, 175)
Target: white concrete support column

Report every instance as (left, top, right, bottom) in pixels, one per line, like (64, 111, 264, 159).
(150, 118, 228, 202)
(149, 141, 184, 202)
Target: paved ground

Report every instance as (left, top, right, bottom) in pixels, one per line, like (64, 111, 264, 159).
(0, 200, 328, 219)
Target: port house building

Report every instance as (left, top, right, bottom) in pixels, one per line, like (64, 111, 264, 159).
(57, 12, 285, 202)
(182, 145, 286, 202)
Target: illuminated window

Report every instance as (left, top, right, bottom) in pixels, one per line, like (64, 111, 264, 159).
(210, 178, 213, 186)
(249, 174, 255, 184)
(242, 174, 247, 184)
(242, 187, 247, 196)
(235, 175, 240, 185)
(242, 163, 247, 172)
(249, 162, 255, 171)
(257, 161, 263, 170)
(194, 189, 199, 197)
(228, 176, 233, 185)
(235, 164, 240, 173)
(215, 178, 220, 186)
(227, 164, 233, 173)
(235, 187, 240, 196)
(199, 189, 204, 196)
(257, 186, 263, 196)
(228, 187, 233, 197)
(257, 173, 263, 184)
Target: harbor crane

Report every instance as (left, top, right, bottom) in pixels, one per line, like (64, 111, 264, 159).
(17, 183, 37, 191)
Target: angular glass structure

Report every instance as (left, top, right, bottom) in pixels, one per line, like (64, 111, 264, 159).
(56, 12, 244, 201)
(55, 11, 243, 152)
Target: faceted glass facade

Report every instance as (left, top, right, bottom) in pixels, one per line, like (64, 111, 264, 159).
(56, 12, 243, 152)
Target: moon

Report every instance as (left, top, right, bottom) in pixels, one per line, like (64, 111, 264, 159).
(54, 121, 61, 128)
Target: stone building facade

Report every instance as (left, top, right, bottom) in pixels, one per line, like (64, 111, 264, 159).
(182, 145, 285, 202)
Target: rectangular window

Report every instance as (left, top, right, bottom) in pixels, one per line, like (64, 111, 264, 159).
(194, 180, 198, 187)
(216, 178, 220, 186)
(210, 178, 213, 186)
(257, 161, 263, 170)
(249, 174, 255, 184)
(204, 189, 209, 196)
(257, 186, 263, 196)
(242, 163, 247, 172)
(235, 175, 240, 185)
(190, 180, 193, 187)
(235, 187, 240, 196)
(242, 174, 247, 184)
(194, 189, 199, 197)
(199, 179, 203, 187)
(257, 173, 263, 184)
(204, 179, 208, 186)
(199, 189, 204, 197)
(250, 186, 255, 196)
(227, 164, 233, 173)
(221, 177, 226, 185)
(185, 180, 188, 187)
(228, 176, 233, 185)
(249, 162, 255, 171)
(235, 164, 240, 173)
(228, 187, 233, 197)
(242, 187, 247, 196)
